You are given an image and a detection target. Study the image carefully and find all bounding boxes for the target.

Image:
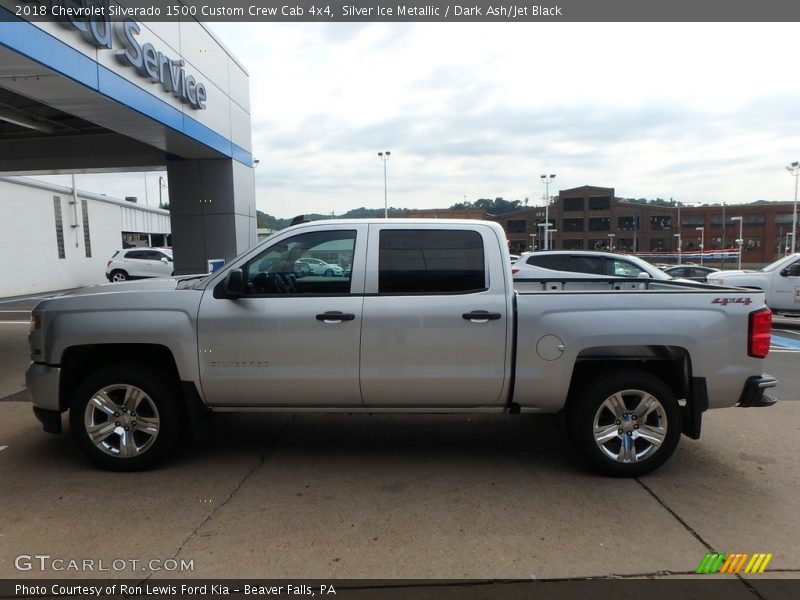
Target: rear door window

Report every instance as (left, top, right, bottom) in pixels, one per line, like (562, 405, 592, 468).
(378, 230, 485, 294)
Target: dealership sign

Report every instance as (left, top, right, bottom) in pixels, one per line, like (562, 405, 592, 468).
(55, 0, 207, 109)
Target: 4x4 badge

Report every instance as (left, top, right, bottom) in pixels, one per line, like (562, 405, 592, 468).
(712, 297, 752, 306)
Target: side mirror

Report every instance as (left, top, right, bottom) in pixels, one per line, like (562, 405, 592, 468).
(224, 269, 246, 298)
(161, 257, 169, 264)
(782, 265, 800, 277)
(637, 272, 652, 279)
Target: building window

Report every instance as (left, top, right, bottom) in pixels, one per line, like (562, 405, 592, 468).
(563, 197, 584, 211)
(743, 214, 765, 226)
(509, 241, 527, 254)
(617, 216, 637, 231)
(507, 220, 526, 233)
(81, 199, 92, 258)
(742, 236, 763, 251)
(650, 238, 667, 251)
(589, 238, 610, 250)
(650, 215, 672, 231)
(563, 218, 584, 232)
(563, 239, 584, 250)
(53, 196, 65, 259)
(379, 230, 485, 294)
(589, 196, 610, 211)
(681, 215, 704, 227)
(588, 217, 610, 231)
(618, 238, 634, 251)
(775, 213, 794, 224)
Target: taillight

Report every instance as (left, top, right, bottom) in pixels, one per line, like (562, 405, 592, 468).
(512, 267, 519, 275)
(748, 308, 772, 358)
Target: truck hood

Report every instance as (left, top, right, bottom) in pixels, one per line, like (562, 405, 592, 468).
(56, 278, 185, 298)
(707, 270, 755, 279)
(32, 277, 207, 315)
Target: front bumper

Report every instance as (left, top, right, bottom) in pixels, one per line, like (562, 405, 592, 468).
(25, 362, 63, 433)
(738, 374, 778, 408)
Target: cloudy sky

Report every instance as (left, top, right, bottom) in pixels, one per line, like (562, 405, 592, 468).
(49, 22, 800, 218)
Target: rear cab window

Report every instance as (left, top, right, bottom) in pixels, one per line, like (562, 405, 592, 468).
(378, 230, 486, 294)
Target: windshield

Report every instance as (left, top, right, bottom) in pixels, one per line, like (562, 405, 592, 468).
(760, 254, 799, 272)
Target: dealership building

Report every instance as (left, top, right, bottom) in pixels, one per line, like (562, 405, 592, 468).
(0, 176, 171, 297)
(0, 7, 255, 295)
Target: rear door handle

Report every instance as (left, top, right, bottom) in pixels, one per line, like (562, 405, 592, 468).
(316, 311, 356, 323)
(462, 311, 502, 322)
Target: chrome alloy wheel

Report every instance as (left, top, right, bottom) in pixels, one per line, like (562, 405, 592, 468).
(592, 389, 667, 464)
(83, 384, 160, 458)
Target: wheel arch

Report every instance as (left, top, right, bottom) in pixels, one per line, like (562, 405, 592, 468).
(59, 344, 180, 412)
(565, 345, 705, 439)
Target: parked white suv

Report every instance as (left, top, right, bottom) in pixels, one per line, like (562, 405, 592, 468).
(106, 248, 174, 282)
(295, 257, 344, 277)
(513, 250, 671, 281)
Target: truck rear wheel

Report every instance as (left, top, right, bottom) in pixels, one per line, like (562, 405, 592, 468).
(69, 363, 181, 471)
(567, 369, 681, 477)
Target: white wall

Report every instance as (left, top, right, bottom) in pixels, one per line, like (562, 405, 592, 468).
(0, 178, 170, 298)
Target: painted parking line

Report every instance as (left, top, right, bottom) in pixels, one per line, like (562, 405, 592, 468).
(0, 446, 7, 452)
(771, 335, 800, 351)
(0, 321, 30, 325)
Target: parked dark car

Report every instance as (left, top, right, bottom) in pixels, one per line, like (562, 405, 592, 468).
(662, 265, 720, 282)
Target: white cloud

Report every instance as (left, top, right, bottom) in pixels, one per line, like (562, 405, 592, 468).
(38, 22, 800, 218)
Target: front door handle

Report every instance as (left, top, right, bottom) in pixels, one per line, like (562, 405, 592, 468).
(316, 311, 356, 323)
(462, 311, 502, 322)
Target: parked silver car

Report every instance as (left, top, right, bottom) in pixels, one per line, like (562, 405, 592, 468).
(105, 248, 174, 282)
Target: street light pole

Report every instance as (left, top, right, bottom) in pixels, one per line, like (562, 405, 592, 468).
(547, 228, 558, 249)
(696, 227, 705, 266)
(529, 233, 536, 251)
(731, 216, 743, 269)
(540, 174, 555, 250)
(673, 233, 682, 265)
(787, 161, 799, 254)
(378, 151, 391, 218)
(607, 233, 615, 252)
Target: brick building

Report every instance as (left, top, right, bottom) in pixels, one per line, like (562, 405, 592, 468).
(489, 185, 795, 267)
(405, 186, 795, 267)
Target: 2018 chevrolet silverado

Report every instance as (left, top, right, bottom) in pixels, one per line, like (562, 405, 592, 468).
(26, 220, 777, 476)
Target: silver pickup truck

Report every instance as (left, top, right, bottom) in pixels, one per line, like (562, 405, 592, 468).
(26, 220, 777, 476)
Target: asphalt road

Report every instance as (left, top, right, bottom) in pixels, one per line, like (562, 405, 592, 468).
(0, 292, 798, 592)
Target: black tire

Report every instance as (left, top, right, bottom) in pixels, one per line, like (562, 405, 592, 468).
(69, 363, 182, 471)
(324, 268, 333, 277)
(110, 270, 128, 282)
(566, 369, 681, 477)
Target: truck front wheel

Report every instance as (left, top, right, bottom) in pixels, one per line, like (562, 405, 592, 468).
(567, 369, 681, 477)
(69, 364, 181, 471)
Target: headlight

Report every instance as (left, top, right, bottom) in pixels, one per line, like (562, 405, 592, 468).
(30, 314, 42, 331)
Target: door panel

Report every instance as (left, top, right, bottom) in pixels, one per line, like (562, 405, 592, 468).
(197, 295, 364, 407)
(360, 225, 510, 407)
(197, 224, 366, 407)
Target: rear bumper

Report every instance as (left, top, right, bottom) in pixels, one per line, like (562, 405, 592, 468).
(738, 374, 778, 408)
